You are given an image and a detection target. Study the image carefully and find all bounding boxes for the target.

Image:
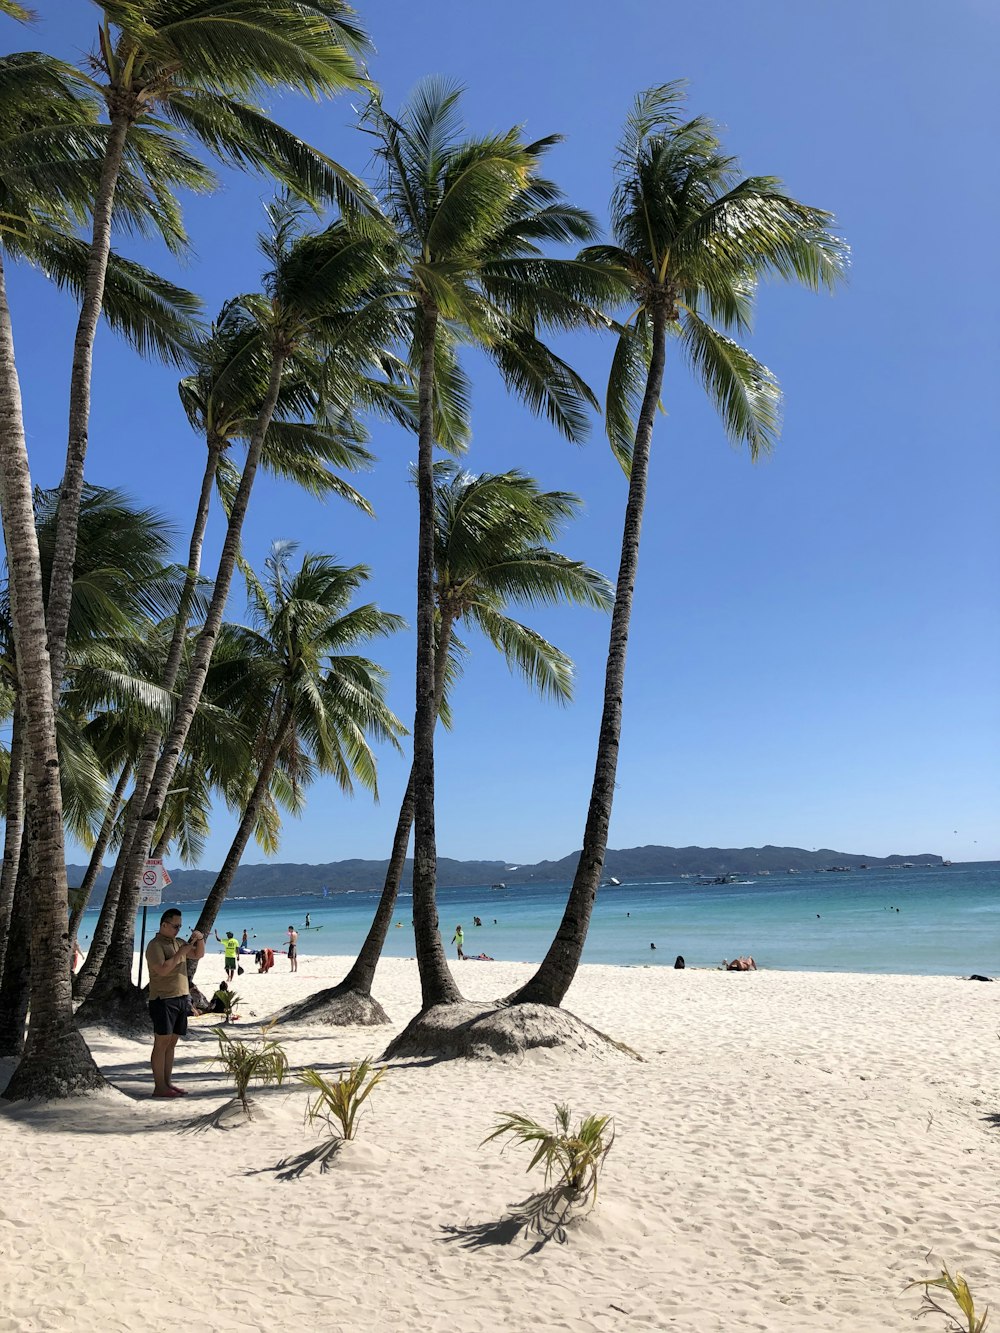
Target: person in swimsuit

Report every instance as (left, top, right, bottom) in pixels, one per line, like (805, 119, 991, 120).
(287, 925, 298, 973)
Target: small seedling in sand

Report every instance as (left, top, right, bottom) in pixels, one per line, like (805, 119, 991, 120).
(907, 1265, 989, 1332)
(210, 1022, 288, 1119)
(217, 990, 240, 1023)
(299, 1058, 386, 1140)
(483, 1104, 615, 1209)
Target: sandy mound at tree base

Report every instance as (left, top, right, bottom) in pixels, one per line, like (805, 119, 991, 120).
(382, 1000, 643, 1063)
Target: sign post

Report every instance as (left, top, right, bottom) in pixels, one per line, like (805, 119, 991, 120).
(136, 859, 172, 988)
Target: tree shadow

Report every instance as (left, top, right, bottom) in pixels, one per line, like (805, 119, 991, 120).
(983, 1112, 1000, 1130)
(439, 1186, 584, 1256)
(244, 1138, 345, 1181)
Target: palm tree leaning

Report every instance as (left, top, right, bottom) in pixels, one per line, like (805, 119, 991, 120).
(279, 465, 613, 1026)
(509, 84, 848, 1008)
(189, 541, 405, 949)
(76, 203, 403, 1028)
(0, 55, 200, 1101)
(45, 0, 374, 705)
(360, 79, 619, 1015)
(74, 293, 380, 998)
(0, 486, 181, 1051)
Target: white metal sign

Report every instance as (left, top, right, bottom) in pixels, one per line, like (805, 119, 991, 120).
(138, 858, 172, 907)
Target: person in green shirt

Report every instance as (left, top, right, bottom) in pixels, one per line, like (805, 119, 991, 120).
(451, 924, 466, 960)
(214, 929, 240, 979)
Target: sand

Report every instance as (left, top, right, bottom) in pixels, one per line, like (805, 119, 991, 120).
(1, 955, 997, 1332)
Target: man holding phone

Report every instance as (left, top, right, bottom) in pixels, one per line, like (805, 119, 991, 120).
(145, 908, 206, 1098)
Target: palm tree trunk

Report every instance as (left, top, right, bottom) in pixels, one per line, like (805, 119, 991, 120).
(193, 708, 294, 942)
(77, 351, 287, 1019)
(0, 252, 105, 1097)
(74, 434, 222, 995)
(508, 309, 668, 1007)
(46, 112, 131, 704)
(68, 761, 132, 954)
(411, 306, 461, 1009)
(0, 693, 25, 981)
(337, 613, 454, 997)
(0, 856, 30, 1057)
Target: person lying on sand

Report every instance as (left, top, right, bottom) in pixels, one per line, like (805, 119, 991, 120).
(724, 956, 757, 971)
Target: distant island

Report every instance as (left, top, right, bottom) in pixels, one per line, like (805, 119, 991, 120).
(71, 844, 945, 905)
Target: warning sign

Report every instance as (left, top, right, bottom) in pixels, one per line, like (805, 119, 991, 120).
(138, 858, 172, 907)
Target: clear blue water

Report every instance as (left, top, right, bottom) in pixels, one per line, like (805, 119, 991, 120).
(80, 862, 999, 977)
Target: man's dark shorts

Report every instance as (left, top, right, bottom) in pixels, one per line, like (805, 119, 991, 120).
(149, 996, 190, 1037)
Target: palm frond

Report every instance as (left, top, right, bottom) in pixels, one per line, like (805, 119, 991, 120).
(680, 310, 781, 458)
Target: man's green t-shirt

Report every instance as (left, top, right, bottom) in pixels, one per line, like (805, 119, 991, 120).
(221, 936, 239, 959)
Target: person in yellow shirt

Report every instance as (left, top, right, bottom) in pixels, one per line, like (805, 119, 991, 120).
(145, 909, 205, 1098)
(214, 929, 240, 980)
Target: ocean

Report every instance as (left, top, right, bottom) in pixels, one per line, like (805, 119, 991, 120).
(80, 861, 1000, 978)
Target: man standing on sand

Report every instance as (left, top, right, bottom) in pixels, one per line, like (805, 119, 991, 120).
(214, 929, 239, 980)
(451, 924, 466, 960)
(287, 925, 298, 973)
(145, 909, 205, 1099)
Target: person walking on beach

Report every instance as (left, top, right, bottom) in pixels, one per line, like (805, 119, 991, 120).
(452, 924, 466, 960)
(214, 929, 239, 980)
(146, 909, 205, 1098)
(287, 925, 299, 973)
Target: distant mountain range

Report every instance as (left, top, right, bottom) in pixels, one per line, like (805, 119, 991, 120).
(70, 844, 944, 904)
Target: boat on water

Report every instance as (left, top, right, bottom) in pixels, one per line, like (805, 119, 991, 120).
(490, 882, 506, 889)
(696, 873, 745, 885)
(600, 876, 622, 887)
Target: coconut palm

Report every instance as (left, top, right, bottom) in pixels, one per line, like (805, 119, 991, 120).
(76, 201, 404, 1026)
(0, 488, 183, 1049)
(509, 85, 848, 1007)
(280, 465, 613, 1026)
(73, 293, 385, 997)
(45, 0, 374, 701)
(0, 48, 210, 1097)
(360, 79, 620, 1013)
(188, 541, 405, 943)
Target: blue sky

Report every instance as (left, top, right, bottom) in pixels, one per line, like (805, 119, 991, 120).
(4, 0, 998, 868)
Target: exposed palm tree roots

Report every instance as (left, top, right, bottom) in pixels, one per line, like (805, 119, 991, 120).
(74, 981, 151, 1040)
(382, 1002, 643, 1063)
(271, 984, 389, 1027)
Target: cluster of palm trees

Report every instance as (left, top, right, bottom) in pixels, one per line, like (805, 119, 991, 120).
(0, 2, 846, 1101)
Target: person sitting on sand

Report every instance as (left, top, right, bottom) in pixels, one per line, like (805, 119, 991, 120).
(724, 956, 757, 971)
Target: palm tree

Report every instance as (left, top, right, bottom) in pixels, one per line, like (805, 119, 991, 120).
(45, 0, 374, 701)
(189, 541, 405, 944)
(0, 487, 181, 1050)
(73, 295, 382, 997)
(280, 465, 614, 1026)
(76, 201, 403, 1026)
(361, 79, 619, 1013)
(509, 84, 848, 1007)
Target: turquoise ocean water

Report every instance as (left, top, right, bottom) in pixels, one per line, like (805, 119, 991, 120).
(81, 861, 999, 977)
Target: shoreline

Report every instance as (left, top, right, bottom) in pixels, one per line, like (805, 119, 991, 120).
(4, 956, 998, 1331)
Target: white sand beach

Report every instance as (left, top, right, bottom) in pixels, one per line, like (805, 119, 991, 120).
(1, 957, 998, 1332)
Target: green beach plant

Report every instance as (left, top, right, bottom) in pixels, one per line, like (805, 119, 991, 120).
(299, 1058, 386, 1141)
(483, 1104, 615, 1210)
(907, 1265, 989, 1332)
(216, 989, 240, 1024)
(210, 1021, 288, 1118)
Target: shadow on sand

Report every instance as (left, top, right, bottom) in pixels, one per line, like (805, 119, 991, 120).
(440, 1185, 585, 1256)
(245, 1138, 345, 1181)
